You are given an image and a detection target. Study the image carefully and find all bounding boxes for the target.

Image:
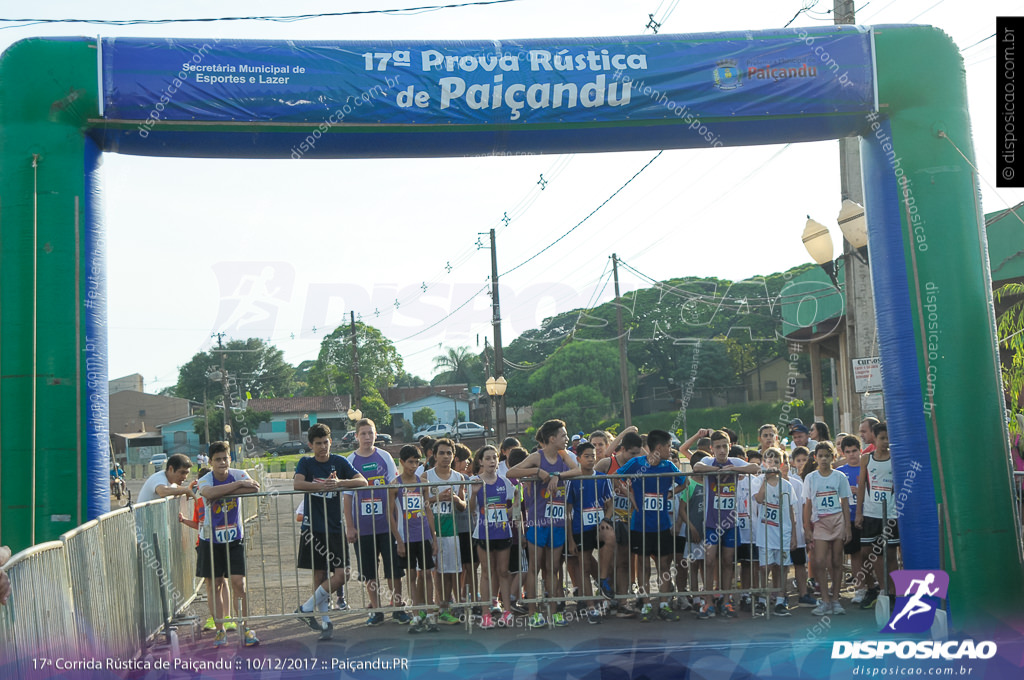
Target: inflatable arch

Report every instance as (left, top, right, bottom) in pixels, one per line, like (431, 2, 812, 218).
(1, 25, 1020, 624)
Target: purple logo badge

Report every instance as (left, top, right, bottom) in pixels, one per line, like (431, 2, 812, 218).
(883, 569, 948, 634)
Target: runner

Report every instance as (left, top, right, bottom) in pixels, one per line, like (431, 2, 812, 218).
(856, 421, 900, 610)
(564, 441, 613, 624)
(389, 445, 438, 634)
(425, 438, 465, 625)
(468, 445, 516, 629)
(803, 441, 853, 616)
(835, 434, 866, 604)
(753, 448, 796, 616)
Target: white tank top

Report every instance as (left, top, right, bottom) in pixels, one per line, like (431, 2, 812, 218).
(864, 454, 899, 519)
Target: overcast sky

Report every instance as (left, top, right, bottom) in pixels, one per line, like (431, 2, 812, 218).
(1, 0, 1019, 390)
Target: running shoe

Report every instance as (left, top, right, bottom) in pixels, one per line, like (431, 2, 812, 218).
(696, 603, 712, 620)
(366, 612, 385, 627)
(334, 596, 350, 611)
(740, 596, 752, 613)
(640, 603, 654, 622)
(552, 611, 568, 627)
(851, 589, 867, 605)
(812, 602, 831, 616)
(318, 622, 333, 641)
(213, 630, 227, 647)
(677, 596, 693, 612)
(860, 588, 880, 609)
(754, 600, 767, 617)
(600, 578, 615, 600)
(203, 617, 216, 631)
(798, 594, 818, 607)
(244, 629, 260, 647)
(528, 612, 547, 628)
(499, 611, 514, 627)
(392, 610, 412, 624)
(408, 615, 425, 634)
(714, 597, 725, 617)
(510, 600, 529, 616)
(723, 602, 737, 619)
(615, 603, 637, 618)
(437, 611, 461, 625)
(295, 607, 320, 632)
(658, 604, 679, 622)
(831, 601, 846, 615)
(774, 602, 791, 616)
(224, 621, 238, 631)
(587, 609, 602, 625)
(480, 612, 495, 629)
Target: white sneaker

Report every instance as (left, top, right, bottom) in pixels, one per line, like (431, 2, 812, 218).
(812, 601, 832, 616)
(831, 601, 846, 615)
(851, 589, 867, 604)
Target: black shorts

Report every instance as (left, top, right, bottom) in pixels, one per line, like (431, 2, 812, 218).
(196, 540, 246, 578)
(843, 523, 862, 554)
(566, 528, 599, 554)
(630, 530, 676, 557)
(736, 542, 760, 562)
(508, 542, 524, 573)
(356, 533, 405, 581)
(860, 516, 901, 546)
(613, 522, 630, 546)
(674, 535, 688, 554)
(474, 537, 513, 552)
(458, 531, 473, 564)
(403, 540, 436, 571)
(297, 530, 350, 572)
(790, 547, 807, 567)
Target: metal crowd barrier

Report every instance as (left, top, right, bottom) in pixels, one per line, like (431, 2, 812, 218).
(0, 495, 204, 673)
(199, 467, 794, 631)
(0, 542, 79, 679)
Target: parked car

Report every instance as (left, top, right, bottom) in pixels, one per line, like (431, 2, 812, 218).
(670, 433, 682, 450)
(149, 453, 168, 472)
(375, 433, 393, 446)
(413, 423, 452, 439)
(453, 422, 487, 440)
(269, 440, 310, 457)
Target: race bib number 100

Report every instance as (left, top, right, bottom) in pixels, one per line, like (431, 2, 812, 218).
(545, 502, 566, 520)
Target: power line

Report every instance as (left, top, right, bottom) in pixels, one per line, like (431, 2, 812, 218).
(0, 0, 526, 28)
(500, 151, 664, 278)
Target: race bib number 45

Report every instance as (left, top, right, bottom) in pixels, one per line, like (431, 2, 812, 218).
(815, 491, 839, 514)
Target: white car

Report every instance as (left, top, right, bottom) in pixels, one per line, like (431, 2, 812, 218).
(149, 453, 168, 472)
(414, 423, 452, 439)
(454, 422, 487, 439)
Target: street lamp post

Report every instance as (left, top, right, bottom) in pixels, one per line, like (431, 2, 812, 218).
(802, 200, 876, 433)
(485, 376, 508, 440)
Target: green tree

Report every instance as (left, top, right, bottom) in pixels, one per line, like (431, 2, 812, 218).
(308, 322, 403, 396)
(194, 407, 271, 447)
(431, 346, 483, 387)
(413, 406, 436, 428)
(997, 282, 1024, 430)
(359, 386, 392, 429)
(528, 341, 632, 401)
(173, 338, 295, 402)
(291, 359, 316, 397)
(395, 369, 428, 387)
(532, 385, 610, 431)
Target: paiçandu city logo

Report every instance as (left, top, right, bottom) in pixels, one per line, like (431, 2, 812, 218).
(712, 59, 742, 90)
(884, 569, 948, 634)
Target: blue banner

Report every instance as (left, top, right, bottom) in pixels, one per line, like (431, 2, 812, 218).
(102, 29, 874, 130)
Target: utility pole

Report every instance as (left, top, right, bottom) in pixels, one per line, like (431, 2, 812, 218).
(488, 229, 507, 441)
(350, 311, 361, 409)
(611, 254, 632, 427)
(212, 332, 232, 451)
(833, 0, 878, 433)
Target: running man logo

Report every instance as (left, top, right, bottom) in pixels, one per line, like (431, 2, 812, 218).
(883, 569, 949, 634)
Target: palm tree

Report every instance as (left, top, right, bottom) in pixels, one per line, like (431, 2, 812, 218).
(433, 346, 481, 385)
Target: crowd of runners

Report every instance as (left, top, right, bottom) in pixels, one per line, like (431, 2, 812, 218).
(179, 415, 903, 644)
